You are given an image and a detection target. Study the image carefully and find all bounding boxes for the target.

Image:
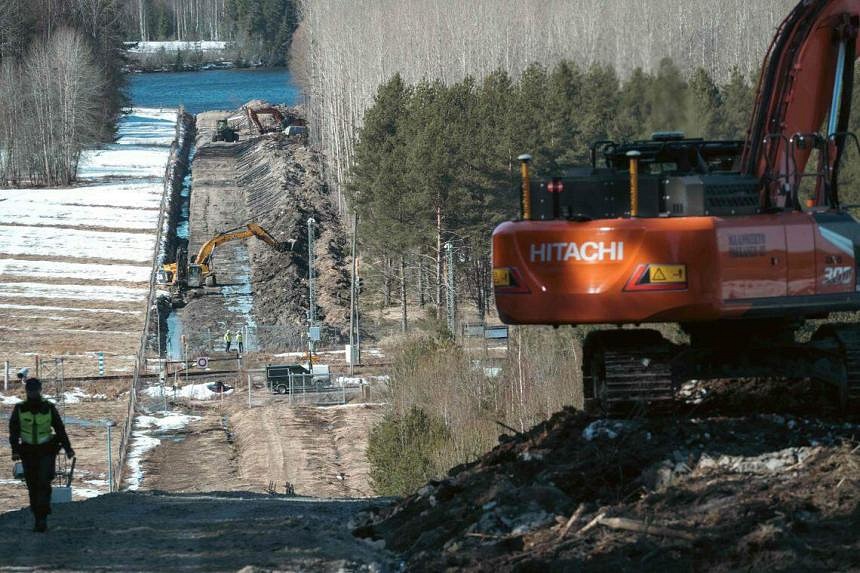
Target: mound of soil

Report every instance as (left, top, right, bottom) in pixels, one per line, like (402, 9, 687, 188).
(235, 133, 349, 345)
(356, 393, 860, 571)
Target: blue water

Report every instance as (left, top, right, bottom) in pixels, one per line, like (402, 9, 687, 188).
(128, 68, 301, 114)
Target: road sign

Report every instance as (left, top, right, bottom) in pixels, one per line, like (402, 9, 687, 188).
(196, 356, 209, 369)
(309, 326, 321, 342)
(97, 352, 104, 376)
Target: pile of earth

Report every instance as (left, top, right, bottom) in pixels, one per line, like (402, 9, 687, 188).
(355, 380, 860, 572)
(232, 106, 349, 348)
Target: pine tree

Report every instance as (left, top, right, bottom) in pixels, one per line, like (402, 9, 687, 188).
(615, 67, 653, 142)
(580, 63, 621, 150)
(647, 58, 687, 135)
(513, 63, 550, 170)
(685, 67, 722, 138)
(719, 67, 754, 139)
(545, 60, 584, 167)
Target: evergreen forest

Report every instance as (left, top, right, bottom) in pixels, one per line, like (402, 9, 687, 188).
(346, 59, 758, 328)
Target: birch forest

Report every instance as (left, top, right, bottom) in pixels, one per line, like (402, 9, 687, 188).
(124, 0, 298, 65)
(294, 0, 798, 211)
(0, 0, 126, 186)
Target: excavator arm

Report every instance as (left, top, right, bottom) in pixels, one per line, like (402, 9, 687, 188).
(245, 106, 286, 134)
(159, 223, 290, 287)
(194, 223, 290, 268)
(742, 0, 860, 209)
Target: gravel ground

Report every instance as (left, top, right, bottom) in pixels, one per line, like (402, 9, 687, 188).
(357, 379, 860, 572)
(0, 491, 395, 571)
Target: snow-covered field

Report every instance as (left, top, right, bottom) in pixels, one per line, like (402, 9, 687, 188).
(0, 108, 176, 375)
(0, 259, 150, 282)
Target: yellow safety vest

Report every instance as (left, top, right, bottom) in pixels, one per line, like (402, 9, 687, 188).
(236, 333, 243, 342)
(224, 332, 232, 341)
(19, 401, 53, 445)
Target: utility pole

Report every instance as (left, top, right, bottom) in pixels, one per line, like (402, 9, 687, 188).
(446, 242, 456, 336)
(349, 213, 357, 375)
(307, 217, 316, 367)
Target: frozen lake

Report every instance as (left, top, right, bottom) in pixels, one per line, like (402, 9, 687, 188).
(128, 68, 301, 114)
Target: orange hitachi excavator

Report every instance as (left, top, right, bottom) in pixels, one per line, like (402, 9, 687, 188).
(246, 106, 284, 134)
(160, 223, 291, 288)
(493, 0, 860, 413)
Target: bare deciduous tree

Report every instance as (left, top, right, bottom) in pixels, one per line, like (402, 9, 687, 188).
(295, 0, 797, 210)
(1, 27, 104, 186)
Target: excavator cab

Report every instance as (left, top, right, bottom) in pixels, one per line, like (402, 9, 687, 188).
(187, 264, 204, 288)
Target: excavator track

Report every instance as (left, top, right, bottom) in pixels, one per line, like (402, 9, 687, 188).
(583, 330, 676, 416)
(828, 324, 860, 411)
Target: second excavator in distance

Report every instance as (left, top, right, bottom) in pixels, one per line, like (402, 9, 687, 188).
(493, 0, 860, 414)
(159, 223, 291, 288)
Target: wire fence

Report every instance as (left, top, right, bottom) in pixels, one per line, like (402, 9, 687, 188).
(113, 109, 195, 492)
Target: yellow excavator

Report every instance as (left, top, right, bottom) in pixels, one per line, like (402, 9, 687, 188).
(159, 223, 291, 288)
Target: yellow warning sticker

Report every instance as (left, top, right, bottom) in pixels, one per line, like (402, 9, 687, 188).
(648, 264, 686, 283)
(493, 268, 512, 287)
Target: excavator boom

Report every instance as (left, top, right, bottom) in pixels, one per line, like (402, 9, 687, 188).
(194, 223, 289, 268)
(743, 0, 860, 208)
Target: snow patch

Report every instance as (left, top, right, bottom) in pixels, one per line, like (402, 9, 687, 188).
(73, 488, 103, 499)
(0, 393, 22, 405)
(697, 447, 819, 474)
(0, 282, 147, 303)
(0, 303, 139, 315)
(126, 40, 229, 54)
(582, 419, 638, 441)
(0, 259, 150, 283)
(136, 412, 201, 431)
(144, 383, 233, 401)
(336, 376, 367, 387)
(0, 226, 155, 262)
(46, 388, 108, 404)
(125, 411, 200, 491)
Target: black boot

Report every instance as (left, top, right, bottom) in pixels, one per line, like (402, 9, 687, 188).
(33, 516, 47, 533)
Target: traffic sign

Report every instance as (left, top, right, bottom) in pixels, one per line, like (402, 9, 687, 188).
(196, 356, 209, 369)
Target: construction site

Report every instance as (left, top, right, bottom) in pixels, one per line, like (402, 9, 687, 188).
(1, 1, 860, 571)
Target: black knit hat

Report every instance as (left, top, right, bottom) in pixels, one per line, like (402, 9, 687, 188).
(24, 378, 42, 392)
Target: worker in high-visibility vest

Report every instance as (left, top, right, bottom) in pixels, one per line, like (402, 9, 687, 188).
(224, 329, 232, 352)
(8, 378, 74, 532)
(236, 331, 244, 354)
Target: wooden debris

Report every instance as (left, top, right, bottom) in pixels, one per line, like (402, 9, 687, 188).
(597, 516, 697, 541)
(558, 503, 586, 540)
(576, 512, 606, 536)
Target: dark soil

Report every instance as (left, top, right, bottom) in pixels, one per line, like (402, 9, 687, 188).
(234, 115, 350, 347)
(356, 379, 860, 572)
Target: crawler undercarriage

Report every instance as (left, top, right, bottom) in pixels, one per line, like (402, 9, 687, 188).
(582, 320, 860, 415)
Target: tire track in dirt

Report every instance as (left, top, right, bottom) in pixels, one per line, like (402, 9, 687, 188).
(229, 401, 383, 498)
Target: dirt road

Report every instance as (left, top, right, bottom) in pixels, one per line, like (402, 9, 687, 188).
(0, 490, 393, 571)
(231, 402, 382, 498)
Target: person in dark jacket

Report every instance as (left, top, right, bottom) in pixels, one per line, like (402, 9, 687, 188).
(8, 378, 74, 532)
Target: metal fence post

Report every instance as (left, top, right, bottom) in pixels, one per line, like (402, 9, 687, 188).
(106, 423, 113, 493)
(3, 361, 8, 392)
(248, 373, 252, 408)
